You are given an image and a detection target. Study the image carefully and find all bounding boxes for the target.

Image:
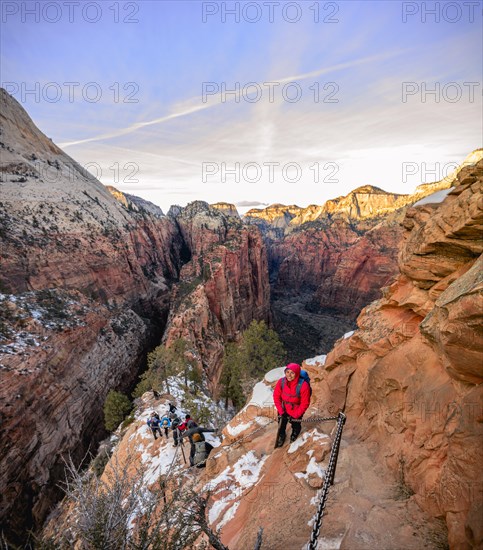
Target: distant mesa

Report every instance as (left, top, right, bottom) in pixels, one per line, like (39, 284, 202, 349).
(350, 184, 393, 194)
(241, 154, 483, 234)
(211, 202, 240, 218)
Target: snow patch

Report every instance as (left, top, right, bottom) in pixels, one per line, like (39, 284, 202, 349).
(305, 354, 327, 366)
(305, 535, 344, 549)
(206, 450, 267, 528)
(217, 501, 240, 529)
(250, 381, 273, 407)
(343, 330, 354, 339)
(306, 457, 325, 479)
(296, 456, 325, 482)
(226, 421, 252, 436)
(288, 429, 329, 454)
(264, 366, 285, 383)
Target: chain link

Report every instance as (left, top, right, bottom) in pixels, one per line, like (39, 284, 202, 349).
(166, 413, 339, 476)
(307, 411, 346, 550)
(159, 409, 345, 549)
(291, 415, 339, 423)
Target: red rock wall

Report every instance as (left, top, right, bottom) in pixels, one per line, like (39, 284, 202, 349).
(319, 161, 483, 548)
(270, 219, 402, 317)
(164, 222, 271, 390)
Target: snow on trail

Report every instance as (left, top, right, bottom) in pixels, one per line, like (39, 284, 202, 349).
(288, 429, 330, 454)
(205, 450, 268, 528)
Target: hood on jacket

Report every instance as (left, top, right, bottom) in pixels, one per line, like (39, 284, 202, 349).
(285, 363, 301, 383)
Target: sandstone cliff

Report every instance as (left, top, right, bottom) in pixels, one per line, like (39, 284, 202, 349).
(163, 202, 271, 390)
(314, 158, 483, 548)
(256, 152, 483, 360)
(0, 88, 184, 543)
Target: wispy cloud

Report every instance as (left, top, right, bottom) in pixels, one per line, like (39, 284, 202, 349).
(59, 49, 407, 149)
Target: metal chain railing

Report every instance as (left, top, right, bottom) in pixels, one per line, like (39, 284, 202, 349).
(169, 412, 340, 475)
(292, 415, 339, 423)
(307, 411, 346, 550)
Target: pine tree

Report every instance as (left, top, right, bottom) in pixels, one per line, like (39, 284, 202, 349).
(221, 321, 285, 410)
(239, 320, 286, 378)
(221, 343, 245, 410)
(103, 391, 132, 431)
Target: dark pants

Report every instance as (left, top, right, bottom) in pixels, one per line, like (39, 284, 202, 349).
(151, 426, 162, 439)
(173, 428, 179, 446)
(278, 414, 302, 439)
(189, 443, 195, 466)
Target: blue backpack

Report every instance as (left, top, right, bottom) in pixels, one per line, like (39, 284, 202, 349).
(281, 369, 312, 398)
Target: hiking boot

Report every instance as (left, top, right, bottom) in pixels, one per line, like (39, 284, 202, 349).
(275, 433, 286, 448)
(290, 432, 299, 443)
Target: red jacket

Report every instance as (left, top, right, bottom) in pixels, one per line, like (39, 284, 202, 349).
(273, 363, 310, 419)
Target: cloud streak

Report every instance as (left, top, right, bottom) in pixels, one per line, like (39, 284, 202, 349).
(59, 49, 407, 149)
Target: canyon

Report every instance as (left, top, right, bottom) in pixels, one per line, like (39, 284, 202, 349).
(0, 85, 481, 547)
(55, 154, 481, 550)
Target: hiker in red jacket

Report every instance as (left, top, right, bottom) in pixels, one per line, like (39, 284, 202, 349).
(273, 363, 310, 447)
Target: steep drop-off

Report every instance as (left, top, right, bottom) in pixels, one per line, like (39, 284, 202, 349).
(0, 89, 270, 543)
(0, 88, 185, 542)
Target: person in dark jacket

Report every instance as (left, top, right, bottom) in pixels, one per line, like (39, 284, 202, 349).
(170, 413, 182, 447)
(147, 412, 162, 440)
(273, 363, 310, 447)
(191, 433, 214, 468)
(180, 425, 215, 467)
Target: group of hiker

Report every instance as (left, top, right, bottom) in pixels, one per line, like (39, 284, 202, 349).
(146, 403, 215, 468)
(146, 361, 311, 468)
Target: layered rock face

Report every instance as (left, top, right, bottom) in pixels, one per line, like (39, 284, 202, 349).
(317, 159, 483, 548)
(250, 155, 482, 360)
(270, 219, 402, 316)
(163, 202, 271, 389)
(0, 89, 183, 542)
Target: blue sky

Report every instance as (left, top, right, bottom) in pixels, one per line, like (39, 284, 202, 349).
(1, 0, 482, 212)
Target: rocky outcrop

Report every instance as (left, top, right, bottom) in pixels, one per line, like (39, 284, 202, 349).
(315, 158, 483, 548)
(244, 204, 303, 238)
(107, 185, 165, 218)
